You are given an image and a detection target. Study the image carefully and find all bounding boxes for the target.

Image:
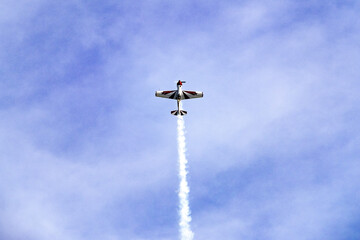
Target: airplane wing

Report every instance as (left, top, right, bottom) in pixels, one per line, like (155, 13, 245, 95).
(181, 90, 203, 100)
(155, 90, 177, 99)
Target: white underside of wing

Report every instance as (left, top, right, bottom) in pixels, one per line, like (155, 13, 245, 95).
(155, 90, 204, 100)
(155, 90, 177, 99)
(181, 90, 203, 100)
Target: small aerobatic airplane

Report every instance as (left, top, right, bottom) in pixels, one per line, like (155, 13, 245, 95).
(155, 80, 203, 116)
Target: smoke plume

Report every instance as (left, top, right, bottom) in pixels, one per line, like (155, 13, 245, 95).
(177, 114, 194, 240)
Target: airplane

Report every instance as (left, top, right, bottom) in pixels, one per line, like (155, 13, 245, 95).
(155, 80, 203, 116)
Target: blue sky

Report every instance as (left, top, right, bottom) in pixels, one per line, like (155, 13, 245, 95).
(1, 0, 360, 239)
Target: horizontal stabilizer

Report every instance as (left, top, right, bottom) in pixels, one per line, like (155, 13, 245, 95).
(171, 110, 187, 116)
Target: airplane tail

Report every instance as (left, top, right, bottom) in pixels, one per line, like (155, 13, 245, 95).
(171, 110, 187, 116)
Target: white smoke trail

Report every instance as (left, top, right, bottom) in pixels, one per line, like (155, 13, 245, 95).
(177, 114, 194, 240)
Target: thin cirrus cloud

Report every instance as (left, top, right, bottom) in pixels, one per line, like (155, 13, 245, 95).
(0, 0, 360, 239)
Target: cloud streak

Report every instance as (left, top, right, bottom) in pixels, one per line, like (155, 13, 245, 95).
(177, 115, 193, 240)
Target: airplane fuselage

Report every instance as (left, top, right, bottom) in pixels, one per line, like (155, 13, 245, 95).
(177, 83, 183, 99)
(176, 84, 183, 111)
